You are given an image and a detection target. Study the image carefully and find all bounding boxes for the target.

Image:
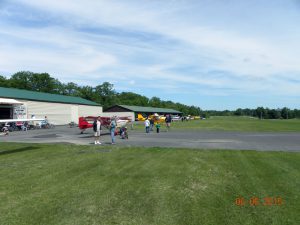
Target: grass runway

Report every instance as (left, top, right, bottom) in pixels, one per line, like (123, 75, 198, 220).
(0, 142, 299, 225)
(134, 116, 300, 132)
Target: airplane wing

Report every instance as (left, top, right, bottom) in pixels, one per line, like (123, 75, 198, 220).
(0, 118, 45, 123)
(116, 119, 129, 128)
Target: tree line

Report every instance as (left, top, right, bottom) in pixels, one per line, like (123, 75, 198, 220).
(207, 107, 300, 119)
(1, 71, 299, 119)
(0, 71, 201, 115)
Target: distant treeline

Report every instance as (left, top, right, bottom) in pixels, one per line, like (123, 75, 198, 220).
(1, 71, 299, 119)
(207, 107, 300, 119)
(0, 71, 201, 115)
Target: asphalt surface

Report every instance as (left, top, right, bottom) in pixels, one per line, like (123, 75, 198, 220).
(1, 126, 300, 152)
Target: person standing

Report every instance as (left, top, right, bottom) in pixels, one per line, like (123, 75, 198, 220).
(150, 118, 154, 131)
(144, 118, 150, 133)
(93, 116, 101, 145)
(130, 119, 134, 130)
(110, 116, 117, 144)
(165, 114, 172, 131)
(156, 122, 161, 133)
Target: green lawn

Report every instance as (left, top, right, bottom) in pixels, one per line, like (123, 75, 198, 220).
(0, 143, 299, 225)
(134, 116, 300, 132)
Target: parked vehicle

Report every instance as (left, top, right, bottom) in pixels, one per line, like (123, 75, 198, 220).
(171, 115, 181, 121)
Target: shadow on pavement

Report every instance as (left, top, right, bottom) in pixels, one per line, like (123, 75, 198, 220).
(79, 133, 110, 138)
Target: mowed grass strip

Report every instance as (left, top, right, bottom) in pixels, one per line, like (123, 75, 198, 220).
(134, 116, 300, 132)
(0, 143, 299, 225)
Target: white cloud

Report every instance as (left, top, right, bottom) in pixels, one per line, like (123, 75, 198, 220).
(0, 40, 117, 76)
(1, 0, 299, 108)
(11, 0, 300, 78)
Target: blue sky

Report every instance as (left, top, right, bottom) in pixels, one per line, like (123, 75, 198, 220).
(0, 0, 300, 110)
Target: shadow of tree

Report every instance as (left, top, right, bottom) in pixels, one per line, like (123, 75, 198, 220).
(0, 146, 41, 156)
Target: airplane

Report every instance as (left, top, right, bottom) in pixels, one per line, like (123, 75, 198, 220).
(0, 118, 46, 132)
(136, 113, 146, 121)
(171, 115, 181, 121)
(136, 113, 166, 123)
(78, 116, 131, 134)
(149, 113, 166, 123)
(0, 118, 45, 123)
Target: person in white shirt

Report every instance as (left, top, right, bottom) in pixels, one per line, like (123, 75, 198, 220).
(93, 116, 102, 145)
(144, 118, 150, 133)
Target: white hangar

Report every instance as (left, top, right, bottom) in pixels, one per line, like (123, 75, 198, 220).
(0, 87, 102, 125)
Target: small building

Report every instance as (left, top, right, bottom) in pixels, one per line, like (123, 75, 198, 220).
(0, 87, 102, 125)
(104, 105, 182, 120)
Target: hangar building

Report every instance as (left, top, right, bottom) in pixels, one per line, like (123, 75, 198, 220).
(0, 87, 102, 125)
(104, 105, 182, 120)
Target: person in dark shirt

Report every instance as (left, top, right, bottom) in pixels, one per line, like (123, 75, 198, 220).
(156, 122, 161, 133)
(165, 114, 172, 131)
(150, 118, 154, 131)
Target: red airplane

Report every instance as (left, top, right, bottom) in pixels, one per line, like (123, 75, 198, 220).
(78, 116, 130, 134)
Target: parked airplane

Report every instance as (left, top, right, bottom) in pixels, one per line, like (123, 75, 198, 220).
(78, 116, 130, 134)
(136, 113, 166, 123)
(0, 118, 46, 132)
(171, 115, 181, 121)
(136, 113, 146, 121)
(149, 113, 166, 123)
(0, 118, 45, 124)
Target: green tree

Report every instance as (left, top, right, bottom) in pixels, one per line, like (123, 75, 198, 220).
(255, 107, 268, 119)
(117, 92, 149, 106)
(95, 82, 118, 109)
(29, 73, 57, 93)
(149, 97, 162, 107)
(188, 105, 201, 116)
(294, 109, 300, 118)
(52, 79, 67, 95)
(234, 108, 243, 116)
(175, 103, 189, 116)
(78, 86, 97, 102)
(64, 82, 79, 96)
(9, 71, 58, 93)
(0, 75, 9, 87)
(281, 107, 290, 119)
(10, 71, 33, 90)
(268, 109, 281, 119)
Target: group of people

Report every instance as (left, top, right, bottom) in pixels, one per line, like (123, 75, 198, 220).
(92, 114, 172, 145)
(31, 115, 51, 129)
(93, 116, 128, 145)
(144, 114, 172, 133)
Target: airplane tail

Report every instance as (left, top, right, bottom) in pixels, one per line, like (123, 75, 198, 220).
(137, 113, 146, 121)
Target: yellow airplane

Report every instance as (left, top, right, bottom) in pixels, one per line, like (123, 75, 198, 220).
(136, 113, 166, 123)
(149, 113, 166, 123)
(136, 113, 147, 121)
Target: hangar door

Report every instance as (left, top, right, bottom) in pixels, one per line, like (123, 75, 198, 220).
(0, 105, 12, 119)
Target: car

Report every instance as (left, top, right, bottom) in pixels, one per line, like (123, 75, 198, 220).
(171, 115, 181, 121)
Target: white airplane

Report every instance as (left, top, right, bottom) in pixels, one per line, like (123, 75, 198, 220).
(0, 118, 45, 124)
(0, 118, 46, 133)
(116, 119, 129, 128)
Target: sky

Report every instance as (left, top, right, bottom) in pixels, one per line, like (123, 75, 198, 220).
(0, 0, 300, 110)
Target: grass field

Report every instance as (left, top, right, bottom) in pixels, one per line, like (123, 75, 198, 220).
(1, 143, 299, 225)
(134, 116, 300, 132)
